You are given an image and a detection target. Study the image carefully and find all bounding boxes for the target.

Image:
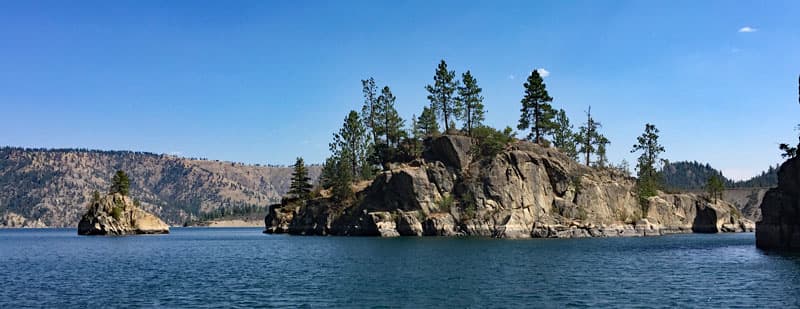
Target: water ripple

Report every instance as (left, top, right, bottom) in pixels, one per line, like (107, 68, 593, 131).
(1, 229, 799, 307)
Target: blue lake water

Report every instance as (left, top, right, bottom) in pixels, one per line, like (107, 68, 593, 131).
(1, 228, 799, 308)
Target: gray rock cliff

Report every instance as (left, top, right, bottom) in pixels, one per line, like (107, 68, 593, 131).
(267, 135, 753, 238)
(757, 157, 800, 249)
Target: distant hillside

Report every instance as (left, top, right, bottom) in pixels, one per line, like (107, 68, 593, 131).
(661, 161, 778, 191)
(662, 161, 730, 190)
(0, 147, 320, 227)
(731, 165, 779, 188)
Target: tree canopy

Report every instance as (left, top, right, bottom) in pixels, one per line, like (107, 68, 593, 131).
(517, 70, 555, 143)
(552, 109, 577, 160)
(426, 60, 460, 133)
(109, 170, 130, 196)
(457, 70, 485, 136)
(288, 157, 313, 199)
(631, 123, 665, 209)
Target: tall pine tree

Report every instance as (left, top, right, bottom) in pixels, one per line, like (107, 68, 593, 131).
(110, 170, 130, 196)
(288, 157, 312, 199)
(517, 70, 555, 143)
(416, 106, 439, 136)
(552, 109, 578, 160)
(631, 123, 666, 208)
(426, 60, 460, 132)
(330, 111, 372, 180)
(377, 86, 405, 147)
(575, 107, 608, 166)
(360, 77, 379, 144)
(456, 70, 485, 136)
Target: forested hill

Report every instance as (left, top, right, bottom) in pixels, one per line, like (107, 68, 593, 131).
(0, 147, 320, 227)
(662, 161, 778, 191)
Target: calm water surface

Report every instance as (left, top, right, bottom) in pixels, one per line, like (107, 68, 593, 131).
(1, 228, 798, 308)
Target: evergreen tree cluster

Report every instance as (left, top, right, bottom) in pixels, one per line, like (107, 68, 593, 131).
(316, 60, 495, 201)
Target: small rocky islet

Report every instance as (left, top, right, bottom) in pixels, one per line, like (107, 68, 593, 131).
(77, 171, 169, 236)
(265, 135, 754, 238)
(77, 193, 169, 235)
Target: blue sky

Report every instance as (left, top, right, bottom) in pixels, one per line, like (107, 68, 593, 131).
(1, 0, 799, 180)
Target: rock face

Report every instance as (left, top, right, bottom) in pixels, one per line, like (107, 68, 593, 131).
(266, 135, 753, 238)
(723, 188, 768, 222)
(0, 212, 46, 228)
(757, 157, 800, 249)
(78, 194, 169, 235)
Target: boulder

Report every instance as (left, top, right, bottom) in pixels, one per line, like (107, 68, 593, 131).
(396, 211, 424, 236)
(423, 135, 473, 170)
(263, 203, 296, 234)
(422, 213, 459, 236)
(366, 212, 400, 237)
(77, 193, 169, 235)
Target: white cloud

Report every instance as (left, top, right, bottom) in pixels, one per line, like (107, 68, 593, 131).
(508, 74, 515, 80)
(738, 26, 757, 33)
(536, 68, 550, 77)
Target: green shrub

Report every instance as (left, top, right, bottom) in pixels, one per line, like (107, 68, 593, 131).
(111, 206, 123, 220)
(470, 126, 515, 158)
(437, 194, 454, 212)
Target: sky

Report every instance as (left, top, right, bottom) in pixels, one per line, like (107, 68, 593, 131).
(1, 0, 799, 180)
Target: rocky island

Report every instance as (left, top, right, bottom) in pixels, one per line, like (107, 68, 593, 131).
(265, 135, 753, 238)
(77, 171, 169, 235)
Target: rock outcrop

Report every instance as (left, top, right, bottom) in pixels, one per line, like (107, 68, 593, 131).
(0, 212, 46, 228)
(266, 135, 753, 238)
(757, 157, 800, 249)
(78, 193, 169, 235)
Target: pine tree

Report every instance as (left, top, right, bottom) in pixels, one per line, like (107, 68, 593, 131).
(595, 137, 610, 168)
(109, 170, 130, 196)
(319, 156, 338, 189)
(705, 175, 725, 203)
(360, 77, 379, 144)
(411, 114, 422, 140)
(416, 106, 439, 136)
(426, 60, 460, 132)
(330, 111, 371, 180)
(552, 109, 578, 160)
(377, 86, 405, 147)
(457, 70, 485, 136)
(631, 123, 666, 209)
(517, 70, 555, 143)
(288, 157, 312, 199)
(575, 107, 608, 166)
(320, 156, 353, 202)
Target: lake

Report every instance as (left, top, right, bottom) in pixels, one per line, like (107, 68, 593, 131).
(1, 228, 798, 308)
